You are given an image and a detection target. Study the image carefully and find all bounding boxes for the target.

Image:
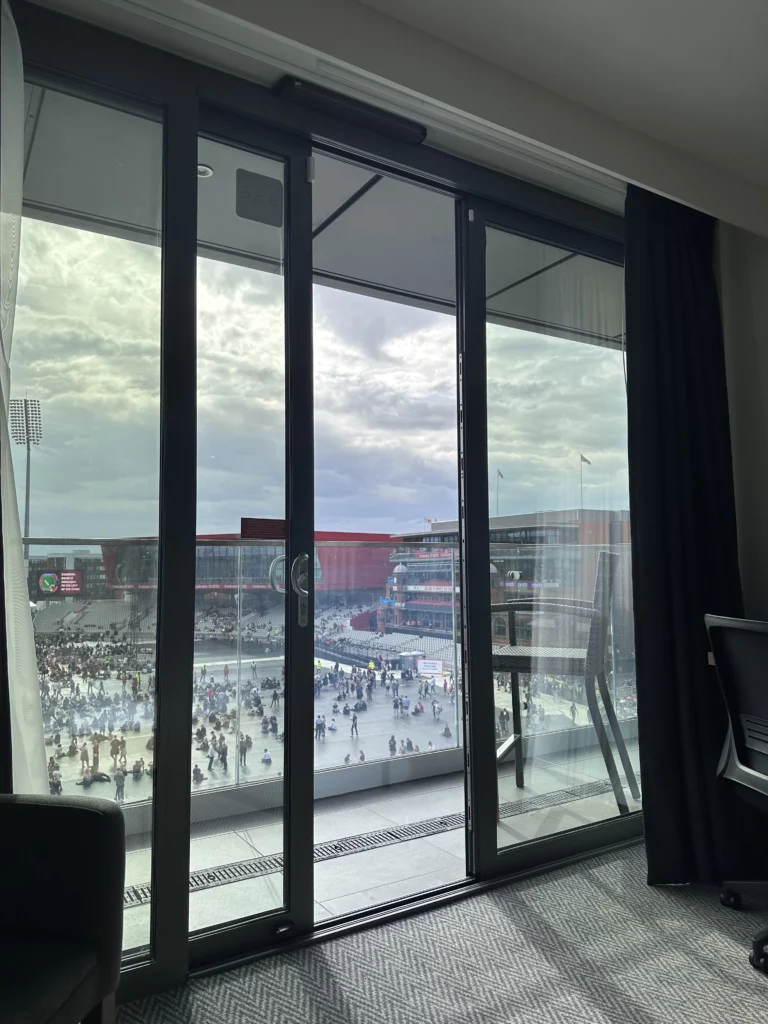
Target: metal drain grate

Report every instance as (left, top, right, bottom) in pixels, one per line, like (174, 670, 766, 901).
(498, 777, 615, 819)
(123, 776, 630, 909)
(314, 812, 465, 862)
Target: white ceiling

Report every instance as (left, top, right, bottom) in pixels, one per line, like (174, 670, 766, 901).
(356, 0, 768, 187)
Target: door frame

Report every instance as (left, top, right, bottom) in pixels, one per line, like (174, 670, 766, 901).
(458, 195, 640, 883)
(187, 107, 316, 971)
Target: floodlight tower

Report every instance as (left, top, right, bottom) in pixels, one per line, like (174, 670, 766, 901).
(9, 397, 42, 565)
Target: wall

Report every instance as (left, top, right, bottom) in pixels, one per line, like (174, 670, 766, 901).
(719, 224, 768, 617)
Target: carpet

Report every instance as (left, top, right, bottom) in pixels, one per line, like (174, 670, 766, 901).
(118, 843, 768, 1023)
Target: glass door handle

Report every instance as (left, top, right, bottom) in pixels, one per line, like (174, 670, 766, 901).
(290, 553, 309, 626)
(268, 554, 287, 595)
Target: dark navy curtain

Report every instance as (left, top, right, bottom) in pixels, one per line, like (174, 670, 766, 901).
(625, 185, 747, 885)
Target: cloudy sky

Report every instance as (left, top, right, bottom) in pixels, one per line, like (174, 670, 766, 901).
(11, 214, 628, 547)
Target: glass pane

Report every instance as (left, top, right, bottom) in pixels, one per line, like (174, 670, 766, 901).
(14, 86, 162, 954)
(190, 137, 286, 933)
(311, 153, 466, 921)
(485, 225, 640, 854)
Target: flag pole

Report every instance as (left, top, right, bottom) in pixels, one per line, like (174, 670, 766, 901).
(496, 471, 499, 517)
(580, 456, 583, 512)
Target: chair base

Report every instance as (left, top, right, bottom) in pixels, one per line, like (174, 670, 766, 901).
(83, 993, 116, 1024)
(719, 883, 768, 973)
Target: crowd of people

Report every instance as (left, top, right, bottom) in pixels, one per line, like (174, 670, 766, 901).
(38, 633, 157, 799)
(189, 660, 285, 782)
(35, 603, 636, 802)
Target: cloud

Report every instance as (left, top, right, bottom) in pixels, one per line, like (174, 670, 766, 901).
(12, 214, 628, 547)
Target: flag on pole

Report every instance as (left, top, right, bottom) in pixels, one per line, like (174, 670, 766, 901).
(580, 454, 591, 465)
(497, 468, 504, 478)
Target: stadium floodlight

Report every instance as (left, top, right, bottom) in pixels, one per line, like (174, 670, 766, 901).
(9, 397, 42, 564)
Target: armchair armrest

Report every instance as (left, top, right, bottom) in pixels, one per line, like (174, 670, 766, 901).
(0, 795, 125, 993)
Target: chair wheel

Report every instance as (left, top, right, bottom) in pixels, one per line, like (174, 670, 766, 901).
(750, 950, 768, 973)
(721, 889, 742, 910)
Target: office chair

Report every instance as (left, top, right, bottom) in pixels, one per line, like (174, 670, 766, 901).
(705, 613, 768, 973)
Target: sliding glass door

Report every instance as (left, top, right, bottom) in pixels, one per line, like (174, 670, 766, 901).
(460, 201, 641, 878)
(310, 151, 468, 919)
(187, 111, 315, 965)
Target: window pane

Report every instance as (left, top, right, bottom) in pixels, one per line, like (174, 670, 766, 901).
(311, 153, 466, 920)
(485, 226, 640, 854)
(190, 136, 287, 933)
(15, 85, 162, 954)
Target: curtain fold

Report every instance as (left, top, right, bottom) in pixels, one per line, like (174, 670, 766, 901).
(1, 0, 47, 793)
(625, 185, 745, 885)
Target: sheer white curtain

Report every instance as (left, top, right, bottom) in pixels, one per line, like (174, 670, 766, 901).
(1, 0, 46, 792)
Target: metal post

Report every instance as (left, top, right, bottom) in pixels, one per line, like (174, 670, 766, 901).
(451, 546, 459, 739)
(23, 431, 31, 568)
(236, 545, 243, 786)
(580, 456, 583, 512)
(609, 584, 618, 707)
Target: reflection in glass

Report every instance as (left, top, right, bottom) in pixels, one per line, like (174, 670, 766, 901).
(485, 226, 640, 853)
(14, 86, 163, 953)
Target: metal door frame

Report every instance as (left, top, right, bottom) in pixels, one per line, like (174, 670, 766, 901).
(457, 196, 641, 883)
(187, 107, 315, 971)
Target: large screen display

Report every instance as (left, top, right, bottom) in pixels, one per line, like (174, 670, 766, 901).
(38, 570, 82, 597)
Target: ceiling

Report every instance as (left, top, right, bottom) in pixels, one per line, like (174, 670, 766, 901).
(355, 0, 768, 188)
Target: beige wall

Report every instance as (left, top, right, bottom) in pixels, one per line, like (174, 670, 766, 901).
(720, 224, 768, 618)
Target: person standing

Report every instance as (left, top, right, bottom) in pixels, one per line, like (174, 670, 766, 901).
(220, 740, 228, 772)
(119, 737, 128, 766)
(224, 664, 230, 682)
(92, 739, 100, 773)
(570, 702, 577, 725)
(208, 739, 216, 771)
(110, 737, 120, 766)
(80, 742, 89, 772)
(239, 734, 248, 767)
(350, 713, 358, 738)
(114, 770, 125, 803)
(315, 715, 323, 740)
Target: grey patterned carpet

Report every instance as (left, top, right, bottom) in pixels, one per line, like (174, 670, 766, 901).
(118, 844, 768, 1023)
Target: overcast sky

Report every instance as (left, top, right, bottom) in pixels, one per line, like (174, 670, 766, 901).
(12, 216, 628, 547)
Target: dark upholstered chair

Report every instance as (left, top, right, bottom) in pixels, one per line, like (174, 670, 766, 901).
(0, 795, 125, 1023)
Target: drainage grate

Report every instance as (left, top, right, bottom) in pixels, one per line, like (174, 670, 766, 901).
(313, 812, 465, 862)
(123, 776, 630, 909)
(498, 777, 616, 819)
